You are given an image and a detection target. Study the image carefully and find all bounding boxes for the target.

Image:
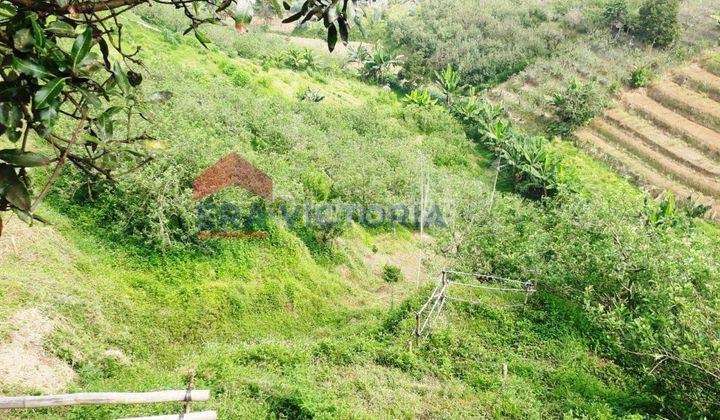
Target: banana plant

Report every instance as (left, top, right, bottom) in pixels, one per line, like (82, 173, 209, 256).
(402, 89, 437, 107)
(434, 64, 466, 106)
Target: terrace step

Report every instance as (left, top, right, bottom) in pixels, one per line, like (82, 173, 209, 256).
(648, 81, 720, 132)
(577, 129, 720, 220)
(590, 119, 720, 197)
(700, 57, 720, 78)
(621, 91, 720, 159)
(675, 65, 720, 102)
(604, 108, 720, 177)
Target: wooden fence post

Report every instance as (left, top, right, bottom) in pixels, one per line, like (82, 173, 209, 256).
(184, 370, 196, 414)
(414, 312, 420, 348)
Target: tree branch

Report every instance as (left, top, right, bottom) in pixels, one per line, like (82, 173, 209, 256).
(9, 0, 151, 15)
(30, 118, 87, 212)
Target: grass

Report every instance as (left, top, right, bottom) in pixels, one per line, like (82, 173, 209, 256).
(0, 207, 654, 418)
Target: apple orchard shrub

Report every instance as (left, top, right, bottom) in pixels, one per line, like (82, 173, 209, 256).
(636, 0, 681, 48)
(446, 192, 720, 416)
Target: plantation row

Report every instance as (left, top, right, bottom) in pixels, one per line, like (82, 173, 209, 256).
(578, 56, 720, 219)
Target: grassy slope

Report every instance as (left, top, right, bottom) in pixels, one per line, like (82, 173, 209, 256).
(0, 9, 669, 419)
(1, 210, 652, 418)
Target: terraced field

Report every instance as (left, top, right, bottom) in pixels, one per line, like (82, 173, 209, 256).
(577, 56, 720, 220)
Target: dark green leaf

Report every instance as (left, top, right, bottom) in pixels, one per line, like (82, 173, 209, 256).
(34, 77, 65, 109)
(0, 3, 17, 18)
(327, 23, 338, 52)
(283, 1, 291, 10)
(77, 52, 103, 74)
(37, 104, 59, 128)
(338, 17, 349, 45)
(94, 115, 114, 140)
(101, 106, 124, 118)
(0, 82, 21, 102)
(0, 164, 31, 211)
(94, 106, 123, 140)
(13, 28, 34, 52)
(45, 20, 75, 37)
(282, 11, 304, 24)
(0, 103, 23, 142)
(0, 149, 51, 167)
(77, 86, 101, 109)
(12, 207, 50, 225)
(70, 27, 93, 70)
(112, 61, 131, 96)
(12, 57, 53, 79)
(30, 17, 46, 50)
(194, 30, 211, 48)
(98, 37, 111, 69)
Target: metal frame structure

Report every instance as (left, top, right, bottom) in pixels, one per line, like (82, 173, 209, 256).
(412, 270, 536, 348)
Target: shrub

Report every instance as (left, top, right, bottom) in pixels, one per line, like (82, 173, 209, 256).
(494, 133, 564, 198)
(636, 0, 681, 48)
(601, 0, 631, 30)
(302, 172, 332, 201)
(402, 89, 438, 107)
(352, 46, 403, 84)
(629, 65, 654, 88)
(382, 264, 403, 283)
(386, 0, 571, 88)
(296, 87, 325, 102)
(278, 47, 318, 71)
(550, 80, 607, 136)
(447, 192, 720, 416)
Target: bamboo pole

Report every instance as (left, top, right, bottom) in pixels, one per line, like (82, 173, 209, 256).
(117, 411, 217, 420)
(417, 282, 441, 315)
(447, 281, 529, 293)
(0, 391, 210, 409)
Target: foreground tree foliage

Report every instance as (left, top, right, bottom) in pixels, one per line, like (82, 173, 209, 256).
(0, 0, 354, 234)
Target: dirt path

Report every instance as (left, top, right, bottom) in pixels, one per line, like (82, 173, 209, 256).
(621, 91, 720, 159)
(591, 119, 720, 197)
(577, 129, 720, 219)
(604, 108, 720, 177)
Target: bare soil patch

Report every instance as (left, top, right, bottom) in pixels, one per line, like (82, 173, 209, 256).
(0, 308, 76, 393)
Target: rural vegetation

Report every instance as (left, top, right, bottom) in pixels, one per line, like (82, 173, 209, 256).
(1, 0, 719, 418)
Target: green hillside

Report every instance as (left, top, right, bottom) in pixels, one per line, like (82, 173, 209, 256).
(1, 1, 719, 419)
